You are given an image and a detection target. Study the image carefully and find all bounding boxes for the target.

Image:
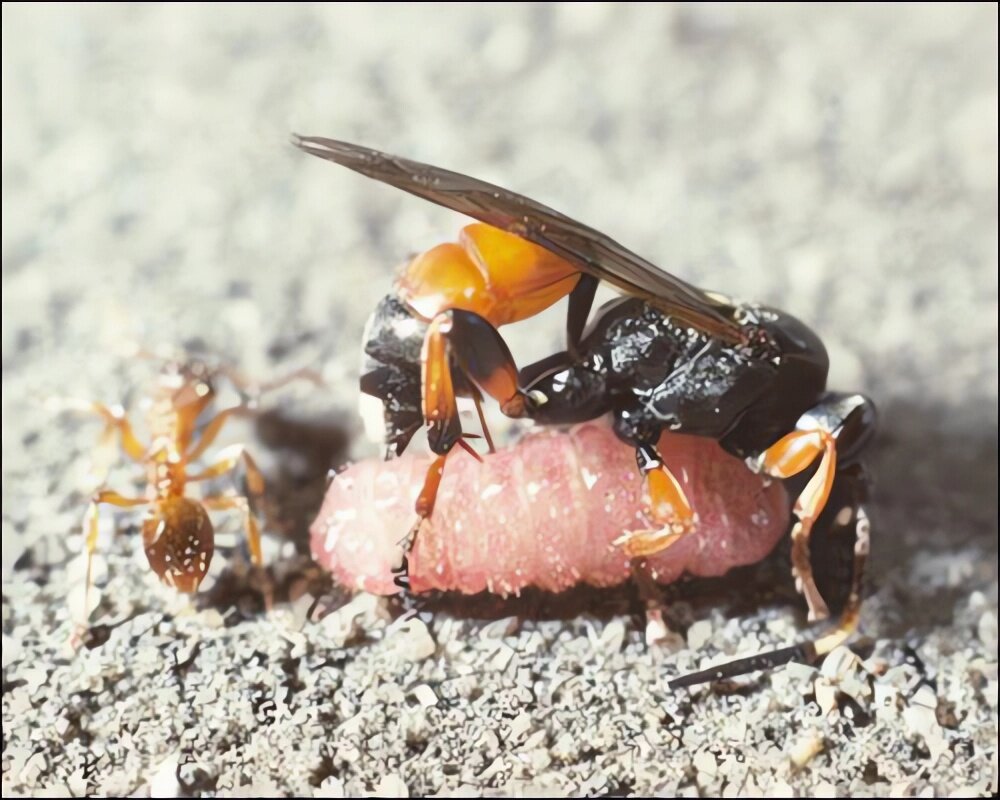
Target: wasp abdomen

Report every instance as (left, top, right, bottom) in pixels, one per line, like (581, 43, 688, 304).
(311, 422, 789, 596)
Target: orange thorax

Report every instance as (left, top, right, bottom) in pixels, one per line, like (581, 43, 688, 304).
(396, 223, 580, 326)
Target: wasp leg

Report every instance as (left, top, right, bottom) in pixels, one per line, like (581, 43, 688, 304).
(422, 308, 533, 454)
(470, 391, 496, 454)
(757, 429, 837, 621)
(187, 444, 266, 562)
(566, 273, 598, 354)
(614, 444, 696, 558)
(421, 314, 464, 455)
(630, 559, 681, 647)
(437, 310, 529, 415)
(82, 490, 150, 619)
(670, 498, 871, 689)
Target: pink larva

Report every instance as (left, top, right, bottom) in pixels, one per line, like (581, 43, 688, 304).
(310, 422, 790, 596)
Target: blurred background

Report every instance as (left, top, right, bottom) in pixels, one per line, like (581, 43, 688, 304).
(3, 4, 997, 797)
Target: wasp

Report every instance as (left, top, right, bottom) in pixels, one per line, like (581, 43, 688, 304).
(293, 136, 877, 683)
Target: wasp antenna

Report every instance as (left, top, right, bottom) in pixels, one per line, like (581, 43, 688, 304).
(669, 642, 817, 689)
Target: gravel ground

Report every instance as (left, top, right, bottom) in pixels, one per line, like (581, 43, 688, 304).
(2, 4, 997, 797)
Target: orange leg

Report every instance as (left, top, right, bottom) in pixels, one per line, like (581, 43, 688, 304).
(82, 489, 150, 616)
(185, 406, 251, 462)
(421, 315, 463, 454)
(418, 309, 526, 533)
(187, 443, 265, 499)
(471, 391, 496, 455)
(614, 445, 697, 558)
(421, 308, 528, 454)
(202, 493, 262, 567)
(201, 493, 272, 612)
(757, 429, 837, 621)
(89, 403, 147, 461)
(189, 444, 266, 566)
(813, 505, 870, 655)
(220, 364, 325, 402)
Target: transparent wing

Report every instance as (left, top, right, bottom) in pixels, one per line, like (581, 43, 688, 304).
(293, 135, 741, 342)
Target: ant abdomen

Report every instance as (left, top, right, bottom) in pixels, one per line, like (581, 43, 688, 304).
(143, 497, 214, 593)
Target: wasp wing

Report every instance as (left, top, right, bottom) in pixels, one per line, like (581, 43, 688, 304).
(293, 135, 740, 342)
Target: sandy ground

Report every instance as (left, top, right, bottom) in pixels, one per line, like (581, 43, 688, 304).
(2, 4, 998, 797)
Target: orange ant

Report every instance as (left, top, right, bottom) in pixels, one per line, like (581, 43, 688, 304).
(75, 356, 319, 616)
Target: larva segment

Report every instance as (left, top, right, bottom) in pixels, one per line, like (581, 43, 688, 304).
(311, 422, 791, 597)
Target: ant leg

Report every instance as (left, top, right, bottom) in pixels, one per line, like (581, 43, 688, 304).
(755, 429, 837, 621)
(88, 404, 147, 461)
(614, 444, 696, 558)
(202, 493, 272, 612)
(52, 400, 145, 478)
(188, 445, 266, 590)
(220, 364, 325, 404)
(201, 493, 262, 568)
(185, 407, 253, 463)
(82, 490, 150, 617)
(187, 444, 266, 509)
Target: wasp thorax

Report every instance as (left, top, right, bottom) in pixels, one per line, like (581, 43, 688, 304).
(143, 497, 214, 593)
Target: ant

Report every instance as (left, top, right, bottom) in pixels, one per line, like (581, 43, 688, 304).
(73, 355, 319, 618)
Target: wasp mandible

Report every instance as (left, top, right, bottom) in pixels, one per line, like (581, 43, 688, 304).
(294, 136, 877, 681)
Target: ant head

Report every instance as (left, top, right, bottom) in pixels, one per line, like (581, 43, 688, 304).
(142, 498, 215, 593)
(157, 358, 218, 416)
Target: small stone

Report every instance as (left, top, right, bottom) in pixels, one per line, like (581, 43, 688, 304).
(578, 771, 608, 795)
(388, 617, 436, 662)
(789, 732, 825, 768)
(687, 620, 713, 650)
(477, 730, 500, 758)
(597, 619, 626, 653)
(67, 770, 88, 798)
(694, 750, 717, 776)
(479, 616, 519, 639)
(314, 776, 345, 798)
(411, 684, 438, 707)
(978, 610, 998, 656)
(489, 643, 516, 671)
(146, 752, 180, 798)
(507, 711, 532, 742)
(821, 646, 859, 680)
(815, 679, 838, 716)
(478, 757, 507, 782)
(372, 775, 408, 798)
(1, 635, 23, 669)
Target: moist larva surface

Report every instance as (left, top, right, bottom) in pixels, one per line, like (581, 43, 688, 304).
(311, 422, 790, 596)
